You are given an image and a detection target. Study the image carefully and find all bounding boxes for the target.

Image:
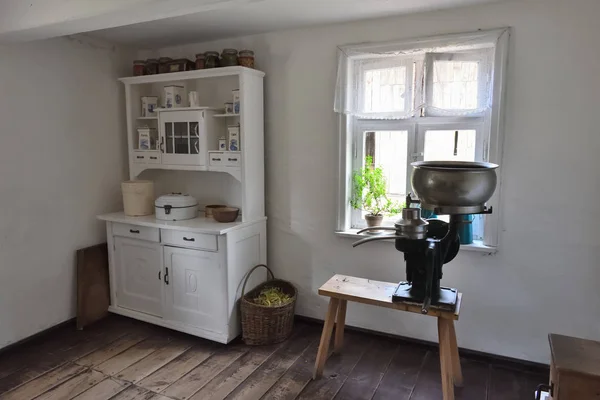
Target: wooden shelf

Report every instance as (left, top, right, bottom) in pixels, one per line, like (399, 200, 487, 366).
(213, 114, 240, 118)
(119, 66, 265, 85)
(137, 116, 158, 120)
(155, 107, 221, 113)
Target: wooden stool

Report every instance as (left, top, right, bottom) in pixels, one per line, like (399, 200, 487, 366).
(313, 275, 463, 400)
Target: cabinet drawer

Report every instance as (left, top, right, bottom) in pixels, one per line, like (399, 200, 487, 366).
(133, 152, 160, 164)
(113, 223, 160, 242)
(209, 152, 241, 167)
(161, 230, 218, 251)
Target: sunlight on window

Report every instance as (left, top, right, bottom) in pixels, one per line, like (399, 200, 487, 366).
(363, 67, 406, 113)
(432, 61, 478, 109)
(362, 131, 408, 222)
(424, 130, 476, 162)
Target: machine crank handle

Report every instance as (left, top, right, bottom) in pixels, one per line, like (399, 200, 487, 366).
(356, 226, 397, 234)
(352, 235, 406, 247)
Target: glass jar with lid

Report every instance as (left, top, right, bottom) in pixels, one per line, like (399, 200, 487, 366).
(158, 57, 173, 74)
(220, 49, 238, 67)
(238, 50, 255, 68)
(133, 60, 146, 76)
(195, 53, 205, 70)
(204, 51, 220, 68)
(145, 58, 159, 75)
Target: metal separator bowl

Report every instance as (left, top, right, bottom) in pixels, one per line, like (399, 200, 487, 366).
(411, 161, 499, 215)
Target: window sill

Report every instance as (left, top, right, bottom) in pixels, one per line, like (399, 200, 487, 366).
(335, 230, 497, 254)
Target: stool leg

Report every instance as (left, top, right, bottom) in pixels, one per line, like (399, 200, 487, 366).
(313, 298, 340, 379)
(438, 317, 455, 400)
(447, 319, 463, 387)
(334, 300, 347, 353)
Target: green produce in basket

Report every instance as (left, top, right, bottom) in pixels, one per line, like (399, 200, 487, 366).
(254, 287, 292, 307)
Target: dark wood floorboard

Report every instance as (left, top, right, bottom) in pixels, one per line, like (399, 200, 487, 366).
(0, 315, 548, 400)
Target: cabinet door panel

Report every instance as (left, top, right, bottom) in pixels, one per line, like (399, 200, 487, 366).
(164, 246, 226, 332)
(115, 237, 162, 317)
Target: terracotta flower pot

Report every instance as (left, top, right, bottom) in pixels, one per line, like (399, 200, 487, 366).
(365, 214, 384, 227)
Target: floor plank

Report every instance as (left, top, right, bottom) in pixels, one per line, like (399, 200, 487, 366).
(225, 326, 319, 400)
(296, 332, 371, 400)
(333, 337, 399, 400)
(0, 327, 120, 395)
(137, 343, 217, 393)
(0, 363, 87, 400)
(34, 369, 106, 400)
(258, 339, 321, 400)
(71, 378, 130, 400)
(489, 365, 546, 400)
(371, 343, 428, 400)
(161, 345, 248, 400)
(116, 338, 193, 383)
(188, 343, 282, 400)
(110, 385, 155, 400)
(75, 333, 149, 368)
(94, 337, 169, 376)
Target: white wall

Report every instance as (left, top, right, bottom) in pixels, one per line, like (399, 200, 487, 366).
(140, 0, 600, 363)
(0, 37, 131, 349)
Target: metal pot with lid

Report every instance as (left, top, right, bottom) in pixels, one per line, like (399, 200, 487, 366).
(155, 193, 198, 221)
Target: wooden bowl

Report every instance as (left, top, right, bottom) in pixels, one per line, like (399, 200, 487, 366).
(212, 207, 240, 223)
(205, 204, 227, 218)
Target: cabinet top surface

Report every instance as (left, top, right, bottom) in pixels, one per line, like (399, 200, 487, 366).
(549, 333, 600, 377)
(98, 212, 266, 234)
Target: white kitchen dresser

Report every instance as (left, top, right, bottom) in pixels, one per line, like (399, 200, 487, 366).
(97, 212, 267, 344)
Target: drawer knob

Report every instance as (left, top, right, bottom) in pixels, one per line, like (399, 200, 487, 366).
(129, 229, 140, 234)
(183, 237, 195, 242)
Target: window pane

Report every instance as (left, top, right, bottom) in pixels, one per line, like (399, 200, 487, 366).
(363, 130, 408, 206)
(424, 130, 476, 162)
(363, 67, 407, 113)
(432, 61, 478, 109)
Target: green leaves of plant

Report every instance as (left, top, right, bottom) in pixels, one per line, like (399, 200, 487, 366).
(350, 156, 403, 216)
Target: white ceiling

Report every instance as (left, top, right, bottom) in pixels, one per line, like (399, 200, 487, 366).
(88, 0, 508, 48)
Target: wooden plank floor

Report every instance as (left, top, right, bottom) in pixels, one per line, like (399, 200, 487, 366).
(0, 315, 548, 400)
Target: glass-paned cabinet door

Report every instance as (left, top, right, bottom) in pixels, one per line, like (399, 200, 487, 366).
(159, 110, 206, 166)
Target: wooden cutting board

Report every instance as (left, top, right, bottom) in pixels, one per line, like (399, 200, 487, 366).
(76, 243, 110, 330)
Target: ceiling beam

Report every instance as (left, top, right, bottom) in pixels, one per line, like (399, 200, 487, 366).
(0, 0, 262, 43)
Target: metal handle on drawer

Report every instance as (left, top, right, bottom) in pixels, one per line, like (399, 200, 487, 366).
(212, 158, 221, 161)
(158, 271, 161, 281)
(136, 156, 144, 159)
(129, 229, 140, 234)
(183, 237, 195, 242)
(164, 268, 169, 285)
(228, 158, 237, 162)
(150, 156, 158, 160)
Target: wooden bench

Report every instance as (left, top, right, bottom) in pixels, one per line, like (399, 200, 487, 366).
(313, 274, 463, 400)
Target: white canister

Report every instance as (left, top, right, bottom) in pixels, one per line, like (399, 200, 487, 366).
(122, 180, 154, 216)
(218, 136, 227, 151)
(155, 193, 198, 221)
(141, 96, 158, 117)
(228, 125, 240, 151)
(163, 85, 185, 108)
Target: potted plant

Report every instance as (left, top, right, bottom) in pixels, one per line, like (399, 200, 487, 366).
(350, 156, 403, 227)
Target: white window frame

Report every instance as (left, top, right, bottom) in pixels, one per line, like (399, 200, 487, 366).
(336, 30, 509, 250)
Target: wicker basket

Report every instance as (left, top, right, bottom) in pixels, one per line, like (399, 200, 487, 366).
(240, 264, 297, 345)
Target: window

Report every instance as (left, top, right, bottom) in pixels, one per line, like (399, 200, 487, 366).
(336, 29, 509, 247)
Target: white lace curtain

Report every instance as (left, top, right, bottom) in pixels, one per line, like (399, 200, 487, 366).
(334, 28, 509, 119)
